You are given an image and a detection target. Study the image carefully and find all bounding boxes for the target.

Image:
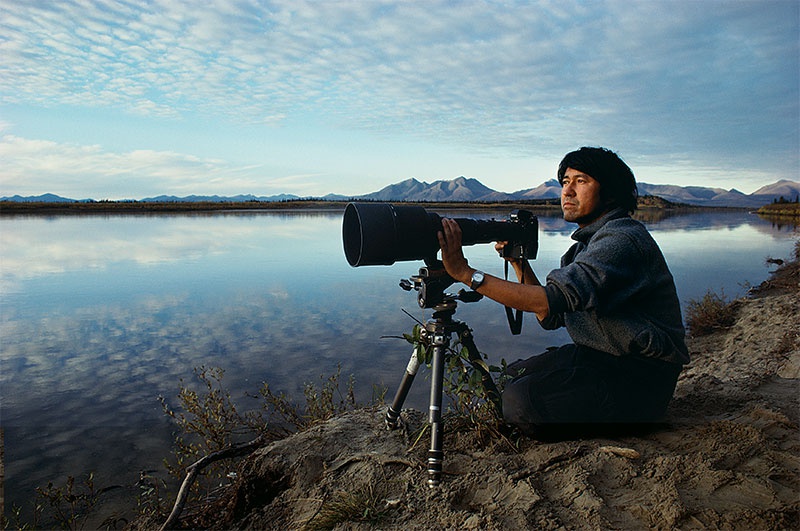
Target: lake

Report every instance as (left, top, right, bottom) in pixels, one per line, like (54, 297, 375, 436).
(1, 207, 797, 517)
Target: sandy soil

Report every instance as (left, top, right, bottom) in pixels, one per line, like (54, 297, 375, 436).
(158, 254, 800, 530)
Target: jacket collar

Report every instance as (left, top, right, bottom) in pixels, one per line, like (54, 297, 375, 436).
(571, 207, 629, 243)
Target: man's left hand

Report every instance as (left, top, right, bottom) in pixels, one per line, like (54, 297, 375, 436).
(437, 218, 472, 284)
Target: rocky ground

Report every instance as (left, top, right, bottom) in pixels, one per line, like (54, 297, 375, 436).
(143, 248, 799, 530)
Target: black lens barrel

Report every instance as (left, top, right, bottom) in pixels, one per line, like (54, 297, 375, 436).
(343, 202, 536, 267)
(343, 203, 438, 266)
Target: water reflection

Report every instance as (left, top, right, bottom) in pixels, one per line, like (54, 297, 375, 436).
(756, 212, 800, 233)
(0, 209, 796, 518)
(1, 212, 341, 292)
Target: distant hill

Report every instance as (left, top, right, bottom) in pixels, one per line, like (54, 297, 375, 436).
(358, 176, 513, 202)
(1, 193, 82, 203)
(749, 180, 800, 205)
(513, 179, 561, 200)
(633, 183, 752, 207)
(3, 179, 798, 208)
(633, 180, 800, 207)
(140, 193, 301, 202)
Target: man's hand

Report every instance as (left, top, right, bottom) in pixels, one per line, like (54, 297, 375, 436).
(495, 241, 537, 285)
(437, 218, 472, 285)
(439, 218, 549, 319)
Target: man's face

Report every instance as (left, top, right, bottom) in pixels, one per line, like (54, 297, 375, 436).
(560, 168, 606, 227)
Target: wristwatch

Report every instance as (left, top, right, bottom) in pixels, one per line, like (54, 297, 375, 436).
(470, 270, 485, 290)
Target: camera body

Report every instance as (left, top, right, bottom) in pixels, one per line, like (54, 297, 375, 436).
(499, 209, 537, 260)
(342, 202, 538, 267)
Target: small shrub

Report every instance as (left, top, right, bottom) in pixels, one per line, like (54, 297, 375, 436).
(5, 473, 109, 531)
(403, 324, 505, 432)
(685, 289, 738, 336)
(302, 364, 358, 423)
(304, 482, 394, 531)
(159, 366, 272, 485)
(157, 364, 371, 526)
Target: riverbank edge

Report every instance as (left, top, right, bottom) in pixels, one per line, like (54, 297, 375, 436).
(130, 242, 799, 530)
(0, 197, 749, 215)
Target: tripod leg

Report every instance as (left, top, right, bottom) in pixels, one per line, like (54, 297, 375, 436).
(427, 339, 446, 487)
(386, 349, 421, 430)
(458, 325, 503, 419)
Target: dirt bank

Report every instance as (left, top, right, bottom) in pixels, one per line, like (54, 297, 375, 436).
(154, 252, 800, 530)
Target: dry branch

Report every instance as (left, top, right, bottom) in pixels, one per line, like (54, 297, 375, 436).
(160, 435, 266, 531)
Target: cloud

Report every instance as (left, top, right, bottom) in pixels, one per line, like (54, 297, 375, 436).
(0, 0, 797, 193)
(0, 134, 284, 197)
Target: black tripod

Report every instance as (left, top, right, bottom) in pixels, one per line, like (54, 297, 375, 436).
(385, 260, 501, 488)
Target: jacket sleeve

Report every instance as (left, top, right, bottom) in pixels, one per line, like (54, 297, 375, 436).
(544, 226, 649, 316)
(538, 283, 567, 330)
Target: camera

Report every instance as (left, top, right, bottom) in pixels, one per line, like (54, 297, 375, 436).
(342, 202, 538, 267)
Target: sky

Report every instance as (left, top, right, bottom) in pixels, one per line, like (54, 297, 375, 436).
(1, 0, 798, 200)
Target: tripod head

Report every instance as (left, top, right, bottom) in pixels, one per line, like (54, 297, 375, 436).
(399, 258, 483, 310)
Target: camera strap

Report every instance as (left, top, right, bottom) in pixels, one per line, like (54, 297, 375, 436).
(503, 260, 524, 335)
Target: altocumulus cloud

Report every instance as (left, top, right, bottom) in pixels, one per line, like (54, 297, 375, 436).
(0, 0, 797, 196)
(0, 135, 272, 198)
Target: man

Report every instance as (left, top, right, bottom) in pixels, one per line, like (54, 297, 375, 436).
(437, 147, 688, 437)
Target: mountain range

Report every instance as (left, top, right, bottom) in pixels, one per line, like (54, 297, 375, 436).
(3, 178, 798, 208)
(358, 177, 800, 208)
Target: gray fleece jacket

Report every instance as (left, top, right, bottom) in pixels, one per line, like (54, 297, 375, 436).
(541, 208, 690, 365)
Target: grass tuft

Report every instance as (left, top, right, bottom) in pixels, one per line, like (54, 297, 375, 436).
(304, 482, 395, 531)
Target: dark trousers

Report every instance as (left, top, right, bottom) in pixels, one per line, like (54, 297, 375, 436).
(501, 344, 682, 439)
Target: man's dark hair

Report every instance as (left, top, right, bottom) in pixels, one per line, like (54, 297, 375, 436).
(557, 147, 639, 213)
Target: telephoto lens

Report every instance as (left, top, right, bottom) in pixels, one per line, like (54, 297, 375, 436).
(342, 202, 537, 267)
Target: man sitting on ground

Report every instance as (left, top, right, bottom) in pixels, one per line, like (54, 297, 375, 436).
(437, 146, 688, 437)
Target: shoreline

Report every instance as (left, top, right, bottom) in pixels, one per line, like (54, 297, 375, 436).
(0, 198, 754, 216)
(1, 199, 557, 213)
(129, 247, 799, 530)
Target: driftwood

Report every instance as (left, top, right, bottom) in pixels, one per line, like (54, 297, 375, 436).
(160, 435, 267, 531)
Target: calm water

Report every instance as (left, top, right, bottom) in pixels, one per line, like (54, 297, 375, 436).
(1, 208, 797, 515)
